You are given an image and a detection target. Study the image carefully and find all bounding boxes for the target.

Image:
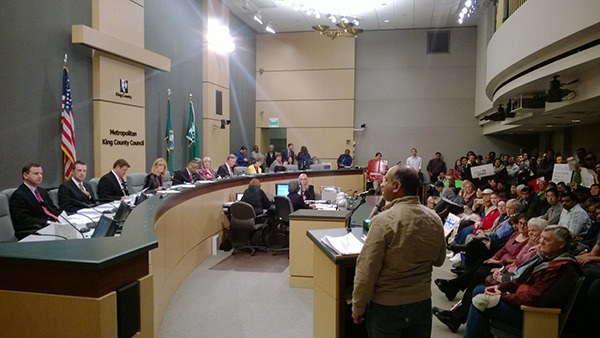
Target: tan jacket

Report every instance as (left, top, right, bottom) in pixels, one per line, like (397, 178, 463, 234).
(352, 195, 446, 315)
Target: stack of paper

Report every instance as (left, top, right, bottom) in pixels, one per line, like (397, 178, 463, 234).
(321, 233, 364, 255)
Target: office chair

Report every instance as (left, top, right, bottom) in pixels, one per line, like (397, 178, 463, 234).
(0, 193, 17, 242)
(89, 178, 100, 200)
(228, 201, 268, 255)
(266, 195, 293, 252)
(490, 275, 585, 338)
(48, 188, 59, 209)
(126, 173, 147, 194)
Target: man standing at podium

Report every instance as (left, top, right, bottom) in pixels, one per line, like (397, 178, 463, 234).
(352, 165, 446, 337)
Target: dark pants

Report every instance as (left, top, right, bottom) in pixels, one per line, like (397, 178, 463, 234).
(366, 299, 432, 338)
(464, 285, 522, 338)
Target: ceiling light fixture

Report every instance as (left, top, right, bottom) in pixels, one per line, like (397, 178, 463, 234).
(253, 11, 263, 25)
(457, 0, 479, 24)
(312, 21, 363, 39)
(265, 22, 276, 34)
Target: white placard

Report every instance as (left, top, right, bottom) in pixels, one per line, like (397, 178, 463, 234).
(580, 168, 595, 188)
(443, 213, 461, 237)
(470, 163, 494, 179)
(551, 164, 572, 183)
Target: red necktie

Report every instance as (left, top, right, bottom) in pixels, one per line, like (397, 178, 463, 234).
(34, 189, 58, 221)
(189, 172, 193, 182)
(228, 166, 233, 176)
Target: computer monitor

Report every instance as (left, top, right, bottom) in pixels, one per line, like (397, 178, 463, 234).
(92, 215, 119, 238)
(113, 201, 132, 223)
(275, 183, 289, 196)
(236, 193, 244, 201)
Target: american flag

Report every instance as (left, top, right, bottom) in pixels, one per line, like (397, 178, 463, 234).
(60, 63, 77, 180)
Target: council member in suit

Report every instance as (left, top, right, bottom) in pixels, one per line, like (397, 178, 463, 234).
(172, 160, 200, 185)
(9, 163, 60, 239)
(97, 158, 130, 201)
(216, 154, 236, 178)
(58, 160, 96, 213)
(143, 158, 167, 191)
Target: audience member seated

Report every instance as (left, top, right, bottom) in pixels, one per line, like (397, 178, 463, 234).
(216, 154, 236, 178)
(247, 157, 264, 175)
(199, 156, 215, 180)
(520, 185, 542, 218)
(559, 191, 592, 237)
(539, 187, 562, 225)
(97, 158, 130, 201)
(449, 200, 523, 272)
(434, 215, 534, 332)
(240, 178, 271, 218)
(435, 180, 477, 220)
(428, 180, 456, 207)
(10, 163, 60, 239)
(235, 146, 249, 167)
(287, 180, 309, 211)
(172, 160, 200, 185)
(296, 146, 312, 170)
(143, 158, 167, 191)
(298, 173, 316, 201)
(337, 149, 353, 168)
(58, 160, 96, 213)
(269, 152, 285, 173)
(463, 225, 582, 338)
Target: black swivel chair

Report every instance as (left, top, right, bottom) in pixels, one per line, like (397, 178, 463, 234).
(266, 195, 293, 252)
(229, 201, 268, 255)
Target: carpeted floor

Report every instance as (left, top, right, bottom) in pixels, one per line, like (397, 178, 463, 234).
(209, 250, 289, 273)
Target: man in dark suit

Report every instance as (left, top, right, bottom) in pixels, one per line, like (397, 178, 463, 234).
(58, 160, 96, 213)
(97, 159, 130, 201)
(9, 163, 60, 239)
(172, 160, 200, 185)
(216, 154, 237, 178)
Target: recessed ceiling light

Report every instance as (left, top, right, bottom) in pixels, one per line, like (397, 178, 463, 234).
(545, 124, 554, 128)
(384, 19, 390, 23)
(571, 119, 581, 123)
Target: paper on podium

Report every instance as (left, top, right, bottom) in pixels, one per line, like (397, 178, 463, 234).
(321, 233, 364, 255)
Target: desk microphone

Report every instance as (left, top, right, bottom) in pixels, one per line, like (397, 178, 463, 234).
(357, 189, 375, 198)
(347, 193, 369, 232)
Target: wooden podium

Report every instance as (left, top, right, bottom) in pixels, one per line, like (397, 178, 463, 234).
(308, 227, 367, 338)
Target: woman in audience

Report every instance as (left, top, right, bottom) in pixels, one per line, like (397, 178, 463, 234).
(298, 173, 316, 200)
(463, 225, 582, 338)
(296, 146, 312, 170)
(287, 180, 309, 211)
(433, 216, 538, 332)
(240, 178, 270, 217)
(449, 159, 463, 180)
(247, 157, 264, 174)
(143, 158, 167, 191)
(449, 200, 523, 270)
(199, 156, 215, 180)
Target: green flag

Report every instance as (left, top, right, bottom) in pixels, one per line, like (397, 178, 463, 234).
(186, 100, 201, 161)
(164, 98, 175, 175)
